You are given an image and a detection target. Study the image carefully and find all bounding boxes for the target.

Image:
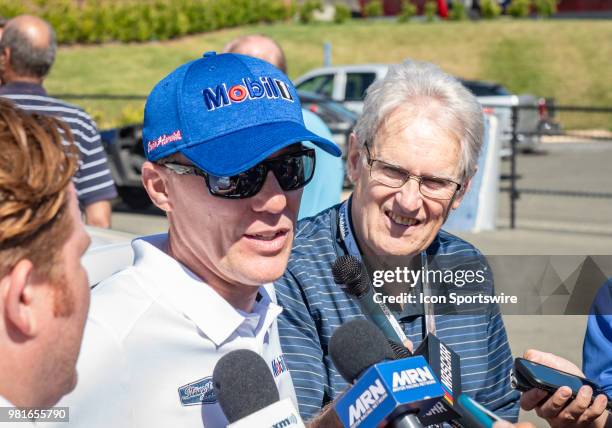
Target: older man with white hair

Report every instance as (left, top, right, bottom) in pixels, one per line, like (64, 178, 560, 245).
(275, 60, 521, 423)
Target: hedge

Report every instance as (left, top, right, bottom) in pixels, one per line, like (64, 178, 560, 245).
(0, 0, 294, 44)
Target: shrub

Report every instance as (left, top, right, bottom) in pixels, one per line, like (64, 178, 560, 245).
(449, 1, 468, 20)
(119, 103, 145, 126)
(298, 0, 323, 24)
(363, 0, 384, 17)
(334, 3, 352, 23)
(424, 0, 438, 21)
(258, 0, 295, 23)
(0, 0, 26, 19)
(0, 0, 294, 44)
(533, 0, 557, 17)
(397, 0, 417, 22)
(507, 0, 531, 17)
(480, 0, 501, 18)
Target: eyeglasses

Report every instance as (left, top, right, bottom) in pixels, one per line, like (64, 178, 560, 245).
(364, 144, 461, 200)
(160, 148, 316, 199)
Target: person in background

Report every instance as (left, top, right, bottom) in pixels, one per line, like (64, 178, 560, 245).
(584, 279, 612, 398)
(224, 34, 344, 219)
(0, 15, 117, 228)
(0, 99, 91, 414)
(517, 280, 612, 428)
(275, 60, 520, 422)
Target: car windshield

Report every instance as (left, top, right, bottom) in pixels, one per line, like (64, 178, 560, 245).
(298, 91, 358, 122)
(319, 100, 359, 121)
(462, 81, 511, 97)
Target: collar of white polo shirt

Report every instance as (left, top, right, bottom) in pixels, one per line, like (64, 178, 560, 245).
(131, 234, 282, 347)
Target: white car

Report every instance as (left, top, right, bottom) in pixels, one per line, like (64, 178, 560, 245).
(294, 64, 543, 153)
(84, 226, 136, 287)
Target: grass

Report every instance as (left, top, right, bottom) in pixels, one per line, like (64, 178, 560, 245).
(45, 19, 612, 129)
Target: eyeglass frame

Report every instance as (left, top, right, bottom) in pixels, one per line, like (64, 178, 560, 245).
(362, 142, 462, 201)
(157, 147, 316, 199)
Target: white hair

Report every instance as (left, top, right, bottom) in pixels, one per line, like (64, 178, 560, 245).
(353, 60, 484, 182)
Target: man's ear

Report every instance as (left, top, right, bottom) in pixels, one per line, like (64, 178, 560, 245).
(2, 259, 38, 337)
(0, 47, 9, 72)
(141, 161, 172, 212)
(346, 133, 363, 184)
(451, 177, 473, 210)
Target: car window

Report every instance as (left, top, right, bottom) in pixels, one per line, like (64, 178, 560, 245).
(463, 82, 510, 97)
(345, 73, 377, 101)
(321, 100, 359, 121)
(296, 75, 334, 98)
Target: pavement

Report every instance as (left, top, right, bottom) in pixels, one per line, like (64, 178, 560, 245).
(110, 141, 611, 426)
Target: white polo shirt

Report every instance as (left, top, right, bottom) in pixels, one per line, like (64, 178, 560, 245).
(54, 234, 297, 428)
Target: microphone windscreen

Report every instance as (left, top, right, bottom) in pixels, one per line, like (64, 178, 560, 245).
(329, 319, 395, 383)
(331, 255, 369, 297)
(388, 339, 413, 359)
(213, 349, 280, 423)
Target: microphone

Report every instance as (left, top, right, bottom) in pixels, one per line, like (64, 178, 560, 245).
(455, 394, 504, 428)
(412, 333, 463, 426)
(332, 255, 409, 345)
(213, 349, 305, 428)
(331, 256, 462, 426)
(330, 319, 447, 428)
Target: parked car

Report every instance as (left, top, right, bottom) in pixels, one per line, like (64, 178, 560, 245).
(84, 226, 136, 287)
(298, 90, 358, 156)
(100, 125, 151, 209)
(101, 92, 355, 208)
(294, 64, 549, 153)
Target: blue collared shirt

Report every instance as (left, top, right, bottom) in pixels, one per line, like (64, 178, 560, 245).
(583, 279, 612, 398)
(275, 203, 520, 422)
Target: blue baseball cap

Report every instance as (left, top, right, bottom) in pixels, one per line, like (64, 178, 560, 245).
(143, 52, 341, 176)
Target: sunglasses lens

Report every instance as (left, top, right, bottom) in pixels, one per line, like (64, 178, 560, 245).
(207, 165, 265, 198)
(206, 149, 315, 199)
(272, 150, 315, 191)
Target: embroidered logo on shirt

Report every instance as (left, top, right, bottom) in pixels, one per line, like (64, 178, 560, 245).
(271, 354, 288, 378)
(178, 376, 216, 406)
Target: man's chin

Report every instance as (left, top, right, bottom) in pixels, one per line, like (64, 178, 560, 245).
(244, 268, 287, 285)
(65, 371, 78, 395)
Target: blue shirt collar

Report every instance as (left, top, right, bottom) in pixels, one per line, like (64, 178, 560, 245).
(0, 81, 47, 96)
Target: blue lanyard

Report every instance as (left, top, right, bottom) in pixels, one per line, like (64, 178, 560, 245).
(338, 199, 362, 261)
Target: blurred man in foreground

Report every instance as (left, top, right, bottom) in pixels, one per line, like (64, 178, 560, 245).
(0, 99, 91, 410)
(224, 34, 344, 219)
(52, 52, 341, 427)
(275, 60, 520, 422)
(0, 15, 117, 228)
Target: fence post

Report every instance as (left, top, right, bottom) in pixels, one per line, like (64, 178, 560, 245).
(324, 42, 332, 67)
(510, 105, 519, 229)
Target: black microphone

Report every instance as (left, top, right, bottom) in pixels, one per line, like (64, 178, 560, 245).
(213, 349, 304, 428)
(455, 394, 505, 428)
(413, 333, 463, 426)
(332, 255, 409, 345)
(330, 319, 451, 428)
(331, 256, 463, 425)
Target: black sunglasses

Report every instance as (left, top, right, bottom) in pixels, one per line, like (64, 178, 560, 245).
(161, 148, 316, 199)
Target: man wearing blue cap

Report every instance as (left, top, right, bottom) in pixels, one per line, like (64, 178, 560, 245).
(50, 52, 341, 427)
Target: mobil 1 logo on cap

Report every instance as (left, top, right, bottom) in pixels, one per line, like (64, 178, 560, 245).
(203, 77, 294, 111)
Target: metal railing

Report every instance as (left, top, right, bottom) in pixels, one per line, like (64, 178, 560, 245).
(502, 104, 612, 229)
